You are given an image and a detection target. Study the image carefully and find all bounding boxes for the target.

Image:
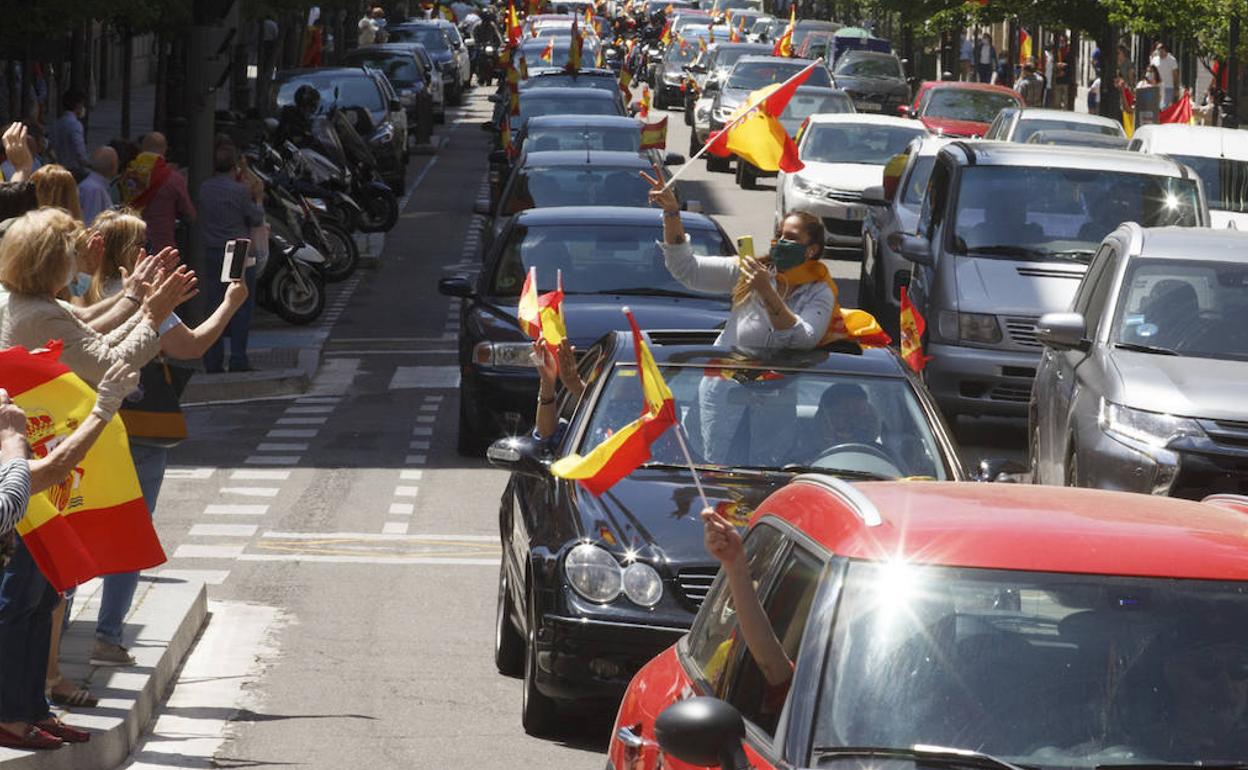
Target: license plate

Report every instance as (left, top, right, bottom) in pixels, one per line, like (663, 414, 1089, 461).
(858, 101, 882, 112)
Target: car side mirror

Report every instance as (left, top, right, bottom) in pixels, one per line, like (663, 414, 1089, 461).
(438, 275, 475, 298)
(1035, 312, 1089, 352)
(861, 184, 888, 206)
(389, 98, 402, 112)
(977, 458, 1028, 483)
(486, 435, 549, 477)
(655, 697, 749, 770)
(896, 233, 932, 266)
(664, 152, 686, 165)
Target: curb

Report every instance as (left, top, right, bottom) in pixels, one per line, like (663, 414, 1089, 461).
(0, 577, 208, 770)
(179, 338, 322, 406)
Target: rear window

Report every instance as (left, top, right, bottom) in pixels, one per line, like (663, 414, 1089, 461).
(923, 88, 1018, 124)
(502, 165, 651, 211)
(1169, 154, 1248, 214)
(1014, 118, 1122, 143)
(275, 74, 384, 113)
(800, 123, 927, 165)
(834, 55, 903, 79)
(346, 54, 423, 85)
(727, 60, 832, 90)
(388, 26, 450, 52)
(525, 126, 640, 153)
(519, 94, 622, 122)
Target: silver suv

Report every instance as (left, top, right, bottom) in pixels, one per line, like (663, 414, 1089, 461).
(1031, 225, 1248, 498)
(897, 142, 1207, 421)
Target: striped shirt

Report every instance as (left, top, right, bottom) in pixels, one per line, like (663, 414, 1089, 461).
(0, 458, 31, 535)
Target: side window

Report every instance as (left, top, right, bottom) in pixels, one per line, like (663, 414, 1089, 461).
(1127, 138, 1143, 152)
(1072, 245, 1113, 315)
(1083, 250, 1120, 337)
(917, 158, 951, 241)
(724, 545, 823, 737)
(686, 523, 786, 692)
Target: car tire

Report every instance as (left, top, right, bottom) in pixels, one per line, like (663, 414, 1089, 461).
(522, 581, 560, 736)
(688, 130, 701, 157)
(1065, 443, 1079, 487)
(1028, 410, 1043, 485)
(654, 87, 667, 111)
(457, 391, 488, 456)
(736, 160, 757, 190)
(706, 153, 729, 173)
(495, 561, 525, 677)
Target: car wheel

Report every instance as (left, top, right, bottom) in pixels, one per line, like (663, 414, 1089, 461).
(706, 153, 729, 173)
(457, 390, 488, 456)
(737, 160, 756, 190)
(1065, 443, 1079, 488)
(521, 581, 559, 736)
(495, 560, 525, 677)
(688, 129, 701, 157)
(654, 87, 667, 111)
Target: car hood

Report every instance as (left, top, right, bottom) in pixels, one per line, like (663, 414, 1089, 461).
(570, 466, 787, 566)
(954, 255, 1085, 316)
(920, 115, 989, 137)
(796, 161, 883, 192)
(719, 87, 750, 109)
(1108, 351, 1248, 421)
(474, 293, 729, 347)
(833, 75, 908, 96)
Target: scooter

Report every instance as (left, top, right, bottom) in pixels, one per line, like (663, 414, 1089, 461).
(314, 111, 400, 233)
(257, 233, 327, 325)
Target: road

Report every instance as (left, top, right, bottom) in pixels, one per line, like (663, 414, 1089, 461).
(130, 86, 1024, 769)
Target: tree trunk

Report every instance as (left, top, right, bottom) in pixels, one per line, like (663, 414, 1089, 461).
(122, 28, 133, 139)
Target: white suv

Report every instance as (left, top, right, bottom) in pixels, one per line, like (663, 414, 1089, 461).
(1129, 123, 1248, 230)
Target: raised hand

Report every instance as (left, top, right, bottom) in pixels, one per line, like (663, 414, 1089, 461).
(701, 507, 744, 565)
(533, 339, 558, 393)
(2, 123, 32, 182)
(555, 339, 584, 397)
(0, 389, 27, 440)
(641, 162, 679, 213)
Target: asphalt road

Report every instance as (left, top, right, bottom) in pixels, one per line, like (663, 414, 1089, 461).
(135, 84, 1025, 770)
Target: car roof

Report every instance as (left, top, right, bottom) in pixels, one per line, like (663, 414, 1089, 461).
(525, 115, 641, 129)
(919, 80, 1016, 96)
(945, 141, 1191, 176)
(1027, 130, 1129, 148)
(736, 55, 818, 65)
(769, 479, 1248, 580)
(519, 150, 652, 167)
(839, 49, 899, 60)
(1135, 225, 1248, 263)
(795, 19, 838, 27)
(1014, 108, 1121, 127)
(711, 42, 772, 52)
(807, 113, 925, 130)
(912, 136, 955, 156)
(1132, 123, 1248, 158)
(520, 86, 619, 99)
(602, 330, 908, 376)
(349, 44, 423, 56)
(513, 206, 722, 229)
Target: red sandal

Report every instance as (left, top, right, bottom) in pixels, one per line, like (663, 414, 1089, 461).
(0, 724, 63, 750)
(34, 718, 89, 743)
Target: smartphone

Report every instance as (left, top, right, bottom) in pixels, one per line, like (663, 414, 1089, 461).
(220, 238, 250, 282)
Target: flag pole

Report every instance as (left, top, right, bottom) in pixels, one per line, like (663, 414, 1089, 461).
(659, 57, 823, 191)
(672, 420, 712, 512)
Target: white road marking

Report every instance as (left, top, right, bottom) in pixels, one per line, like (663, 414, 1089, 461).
(400, 469, 423, 480)
(388, 365, 461, 390)
(237, 554, 497, 566)
(395, 485, 420, 497)
(173, 543, 248, 559)
(382, 521, 410, 535)
(220, 486, 280, 498)
(190, 523, 259, 538)
(205, 504, 270, 516)
(165, 467, 216, 480)
(267, 429, 317, 439)
(416, 415, 437, 424)
(406, 454, 427, 465)
(245, 455, 301, 465)
(419, 404, 440, 412)
(412, 427, 433, 437)
(285, 405, 335, 414)
(409, 440, 431, 451)
(153, 569, 231, 586)
(256, 442, 310, 452)
(389, 502, 414, 515)
(230, 469, 291, 480)
(276, 416, 328, 425)
(405, 155, 439, 198)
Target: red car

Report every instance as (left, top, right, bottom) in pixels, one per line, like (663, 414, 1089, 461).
(899, 81, 1023, 137)
(608, 477, 1248, 770)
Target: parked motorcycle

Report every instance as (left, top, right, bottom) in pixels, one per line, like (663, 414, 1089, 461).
(248, 163, 328, 324)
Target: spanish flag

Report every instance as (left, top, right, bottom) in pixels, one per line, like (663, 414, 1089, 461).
(517, 267, 567, 349)
(1161, 90, 1195, 124)
(638, 84, 651, 117)
(506, 59, 522, 115)
(899, 287, 930, 372)
(706, 60, 817, 173)
(659, 19, 672, 46)
(772, 6, 795, 57)
(730, 18, 742, 43)
(501, 115, 518, 158)
(540, 38, 554, 63)
(119, 152, 173, 212)
(506, 0, 522, 47)
(618, 66, 633, 98)
(1121, 85, 1135, 137)
(3, 344, 165, 592)
(1018, 28, 1032, 65)
(551, 309, 676, 495)
(640, 116, 668, 150)
(565, 21, 583, 73)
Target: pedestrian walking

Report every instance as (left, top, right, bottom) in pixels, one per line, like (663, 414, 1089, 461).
(123, 132, 196, 253)
(974, 33, 996, 84)
(78, 147, 117, 226)
(1015, 58, 1045, 107)
(1114, 44, 1135, 91)
(959, 34, 973, 81)
(1151, 42, 1180, 108)
(1049, 34, 1073, 110)
(359, 5, 386, 46)
(197, 142, 264, 373)
(49, 91, 88, 180)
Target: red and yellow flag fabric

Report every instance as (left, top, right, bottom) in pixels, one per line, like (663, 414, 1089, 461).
(706, 61, 816, 173)
(119, 152, 172, 212)
(565, 21, 583, 72)
(1161, 91, 1195, 124)
(517, 268, 567, 348)
(506, 0, 523, 47)
(506, 56, 522, 115)
(551, 310, 677, 495)
(2, 344, 165, 592)
(778, 259, 891, 347)
(899, 287, 930, 372)
(659, 19, 672, 46)
(540, 38, 554, 63)
(638, 84, 651, 117)
(618, 66, 633, 98)
(773, 6, 795, 57)
(518, 266, 542, 339)
(501, 115, 518, 158)
(1018, 28, 1032, 65)
(640, 116, 668, 150)
(730, 18, 742, 43)
(1121, 85, 1135, 137)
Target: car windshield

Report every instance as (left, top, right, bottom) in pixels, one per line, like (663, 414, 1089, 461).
(389, 26, 451, 52)
(715, 47, 765, 72)
(952, 166, 1201, 261)
(521, 75, 618, 94)
(816, 562, 1248, 768)
(582, 366, 948, 478)
(1168, 154, 1248, 213)
(347, 54, 423, 85)
(665, 43, 700, 65)
(502, 165, 651, 211)
(1112, 258, 1248, 361)
(780, 92, 855, 133)
(901, 156, 935, 205)
(835, 55, 903, 79)
(727, 60, 832, 90)
(275, 75, 384, 113)
(491, 223, 727, 297)
(1014, 118, 1121, 143)
(801, 124, 926, 165)
(519, 94, 621, 122)
(525, 126, 640, 153)
(520, 40, 576, 68)
(924, 88, 1018, 123)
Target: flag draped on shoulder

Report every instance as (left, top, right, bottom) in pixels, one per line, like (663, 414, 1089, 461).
(899, 287, 931, 372)
(119, 152, 172, 212)
(551, 310, 676, 495)
(2, 344, 165, 592)
(706, 60, 816, 173)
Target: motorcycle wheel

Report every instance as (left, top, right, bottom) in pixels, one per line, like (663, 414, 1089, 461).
(315, 221, 360, 282)
(358, 187, 400, 232)
(269, 263, 326, 325)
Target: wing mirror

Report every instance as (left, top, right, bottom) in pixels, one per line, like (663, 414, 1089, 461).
(861, 184, 888, 206)
(1035, 312, 1090, 352)
(438, 275, 476, 298)
(894, 233, 933, 266)
(654, 697, 749, 770)
(486, 435, 549, 477)
(977, 458, 1028, 483)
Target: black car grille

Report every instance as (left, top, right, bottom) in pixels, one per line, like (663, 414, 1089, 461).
(988, 383, 1033, 403)
(1003, 316, 1042, 348)
(676, 567, 718, 609)
(1170, 450, 1248, 500)
(822, 217, 863, 238)
(1200, 419, 1248, 451)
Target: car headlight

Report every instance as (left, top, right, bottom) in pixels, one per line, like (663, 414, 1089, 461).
(793, 175, 834, 198)
(1098, 399, 1203, 450)
(565, 543, 622, 603)
(472, 341, 538, 367)
(621, 561, 663, 607)
(713, 105, 733, 123)
(956, 312, 1002, 344)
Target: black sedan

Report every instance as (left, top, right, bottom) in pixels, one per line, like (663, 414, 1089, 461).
(495, 86, 627, 150)
(486, 331, 966, 734)
(438, 206, 734, 454)
(830, 50, 911, 115)
(387, 22, 464, 104)
(340, 45, 435, 143)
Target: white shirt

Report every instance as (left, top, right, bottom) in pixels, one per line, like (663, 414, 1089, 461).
(979, 42, 992, 65)
(1152, 52, 1179, 87)
(660, 237, 834, 350)
(358, 16, 380, 46)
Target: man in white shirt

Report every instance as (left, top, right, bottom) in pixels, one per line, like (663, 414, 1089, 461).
(78, 146, 116, 225)
(358, 5, 385, 46)
(1151, 41, 1180, 108)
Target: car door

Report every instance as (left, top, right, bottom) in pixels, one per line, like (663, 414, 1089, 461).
(905, 153, 952, 325)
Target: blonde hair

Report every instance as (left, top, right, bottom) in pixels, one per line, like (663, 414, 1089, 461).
(88, 208, 146, 305)
(0, 208, 81, 296)
(31, 164, 83, 222)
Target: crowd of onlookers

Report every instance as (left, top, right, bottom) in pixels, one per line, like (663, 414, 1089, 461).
(0, 109, 257, 750)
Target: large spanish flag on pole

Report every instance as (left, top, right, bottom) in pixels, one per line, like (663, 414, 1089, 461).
(551, 309, 676, 495)
(2, 344, 165, 592)
(705, 59, 818, 173)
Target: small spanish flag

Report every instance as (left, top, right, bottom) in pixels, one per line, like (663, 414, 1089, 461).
(517, 267, 567, 348)
(506, 60, 521, 115)
(501, 115, 518, 158)
(659, 19, 671, 46)
(899, 287, 931, 371)
(730, 19, 742, 43)
(551, 309, 677, 495)
(706, 61, 816, 172)
(1018, 28, 1032, 65)
(506, 0, 522, 47)
(518, 267, 542, 339)
(640, 116, 668, 150)
(638, 84, 651, 117)
(565, 21, 583, 72)
(540, 37, 554, 63)
(618, 66, 633, 98)
(4, 343, 165, 592)
(773, 6, 795, 57)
